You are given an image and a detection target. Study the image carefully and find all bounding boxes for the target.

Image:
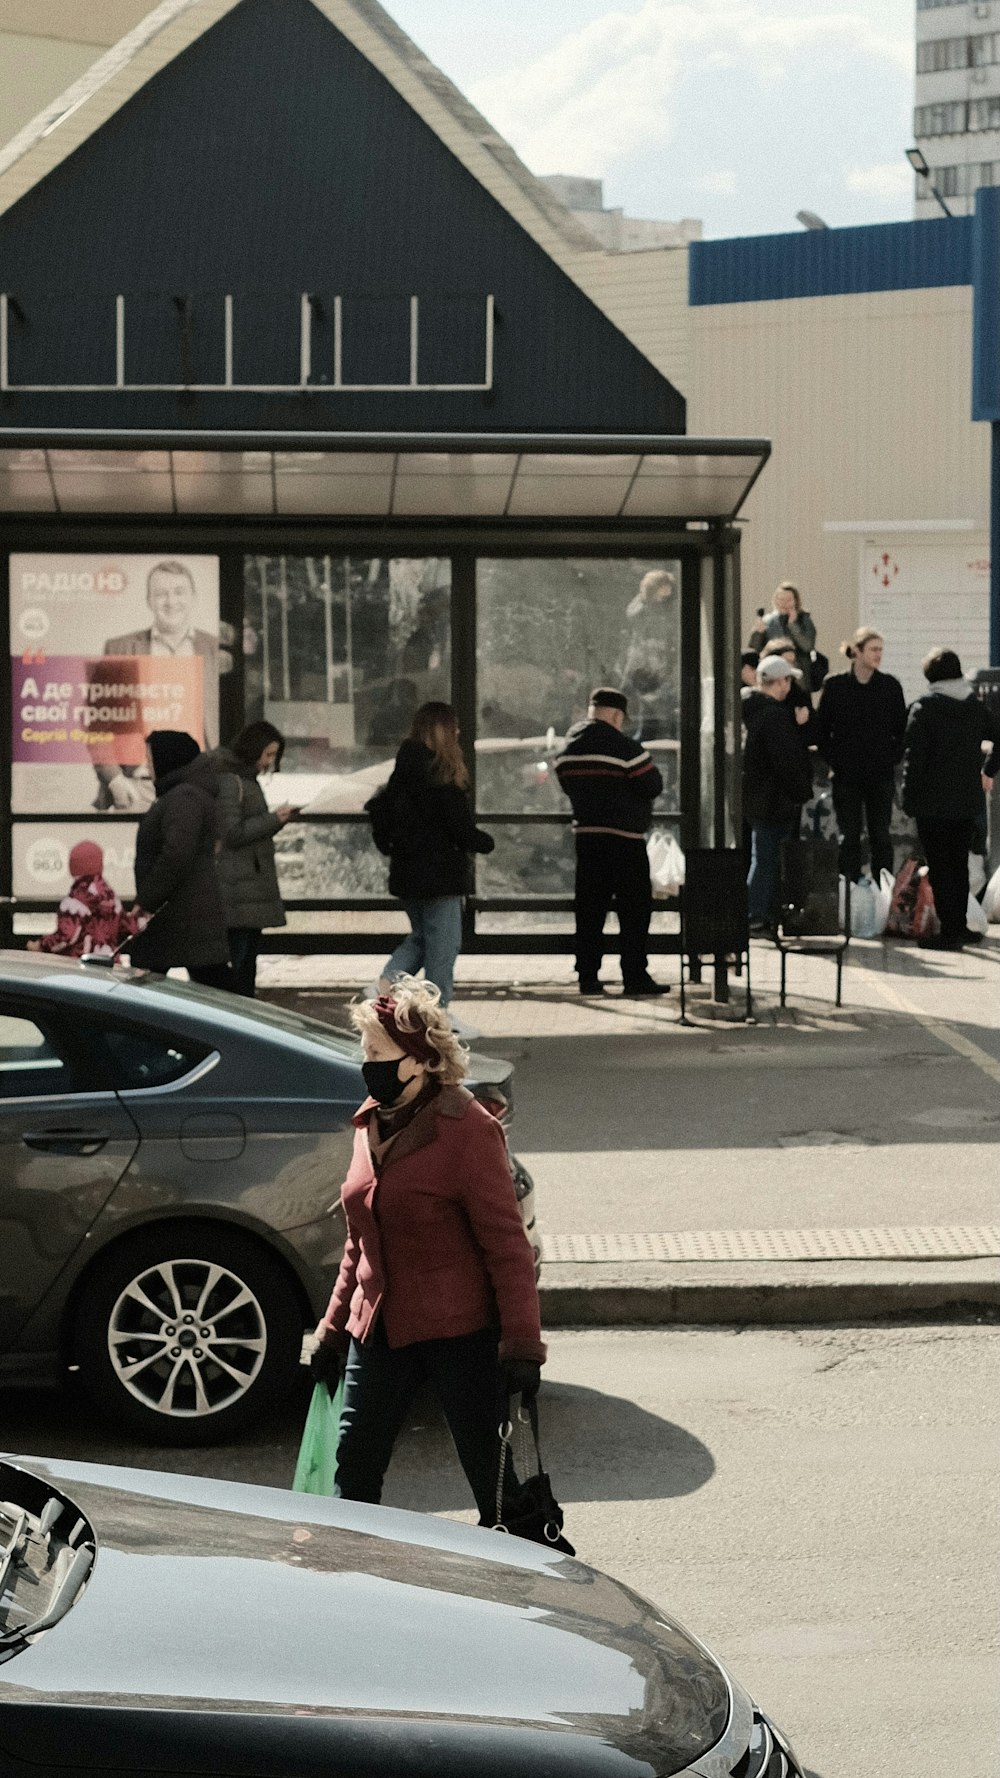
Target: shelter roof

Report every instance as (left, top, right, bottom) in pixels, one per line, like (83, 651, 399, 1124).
(0, 433, 770, 523)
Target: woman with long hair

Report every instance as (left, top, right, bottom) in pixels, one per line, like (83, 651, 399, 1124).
(211, 718, 299, 996)
(374, 701, 493, 1012)
(747, 581, 819, 683)
(310, 976, 544, 1522)
(816, 627, 906, 883)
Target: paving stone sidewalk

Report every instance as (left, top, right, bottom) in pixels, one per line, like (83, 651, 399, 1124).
(258, 933, 1000, 1323)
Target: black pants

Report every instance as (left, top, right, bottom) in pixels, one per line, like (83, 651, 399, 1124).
(574, 833, 652, 986)
(832, 778, 895, 882)
(335, 1320, 505, 1525)
(228, 927, 261, 997)
(187, 961, 233, 991)
(917, 818, 974, 942)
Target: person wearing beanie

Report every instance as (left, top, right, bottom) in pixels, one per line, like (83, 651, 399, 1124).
(901, 647, 1000, 950)
(27, 840, 141, 960)
(554, 687, 668, 996)
(130, 730, 231, 985)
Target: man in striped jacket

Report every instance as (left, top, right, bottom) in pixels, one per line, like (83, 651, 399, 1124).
(554, 688, 668, 997)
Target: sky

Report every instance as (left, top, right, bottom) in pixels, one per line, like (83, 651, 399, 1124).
(379, 0, 916, 239)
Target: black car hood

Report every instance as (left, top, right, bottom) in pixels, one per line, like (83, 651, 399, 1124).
(0, 1458, 732, 1777)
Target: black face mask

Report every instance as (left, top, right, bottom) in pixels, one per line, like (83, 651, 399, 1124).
(362, 1057, 409, 1106)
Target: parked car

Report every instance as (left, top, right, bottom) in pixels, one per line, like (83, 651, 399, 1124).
(0, 1454, 805, 1777)
(0, 953, 538, 1444)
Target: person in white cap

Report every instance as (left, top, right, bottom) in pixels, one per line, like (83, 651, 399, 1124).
(742, 656, 814, 933)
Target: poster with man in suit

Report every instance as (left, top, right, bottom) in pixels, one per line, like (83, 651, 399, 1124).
(9, 553, 223, 817)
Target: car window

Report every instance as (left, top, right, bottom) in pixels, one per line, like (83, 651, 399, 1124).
(0, 1012, 69, 1098)
(118, 974, 362, 1062)
(98, 1025, 212, 1091)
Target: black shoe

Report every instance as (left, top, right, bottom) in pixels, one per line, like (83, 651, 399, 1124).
(962, 927, 984, 946)
(917, 932, 964, 951)
(579, 978, 606, 995)
(623, 976, 671, 996)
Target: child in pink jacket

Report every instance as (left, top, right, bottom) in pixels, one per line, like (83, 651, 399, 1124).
(28, 841, 141, 960)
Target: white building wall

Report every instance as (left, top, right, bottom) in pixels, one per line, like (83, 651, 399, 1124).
(682, 285, 988, 660)
(914, 0, 1000, 219)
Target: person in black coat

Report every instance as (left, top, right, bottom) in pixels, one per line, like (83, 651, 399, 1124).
(816, 627, 907, 882)
(130, 730, 231, 986)
(901, 647, 1000, 950)
(373, 703, 493, 1008)
(743, 657, 815, 931)
(554, 686, 667, 997)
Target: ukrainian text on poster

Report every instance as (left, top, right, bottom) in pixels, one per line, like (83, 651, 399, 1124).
(9, 554, 220, 816)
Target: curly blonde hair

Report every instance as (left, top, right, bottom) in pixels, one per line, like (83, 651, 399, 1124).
(350, 975, 469, 1086)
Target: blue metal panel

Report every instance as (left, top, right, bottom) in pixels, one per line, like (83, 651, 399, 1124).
(972, 187, 1000, 423)
(690, 217, 974, 306)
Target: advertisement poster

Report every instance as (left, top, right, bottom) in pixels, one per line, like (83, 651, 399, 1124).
(13, 821, 137, 903)
(9, 553, 220, 815)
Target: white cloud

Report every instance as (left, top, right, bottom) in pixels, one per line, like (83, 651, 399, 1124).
(469, 0, 912, 180)
(845, 161, 913, 203)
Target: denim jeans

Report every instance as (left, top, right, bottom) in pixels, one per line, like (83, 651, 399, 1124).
(384, 897, 463, 1005)
(334, 1320, 504, 1524)
(747, 821, 794, 924)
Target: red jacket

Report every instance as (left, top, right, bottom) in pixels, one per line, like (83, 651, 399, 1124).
(322, 1085, 545, 1364)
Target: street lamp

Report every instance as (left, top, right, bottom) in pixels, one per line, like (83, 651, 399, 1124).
(795, 210, 828, 230)
(906, 146, 954, 218)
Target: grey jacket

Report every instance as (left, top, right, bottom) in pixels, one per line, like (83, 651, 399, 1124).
(210, 749, 286, 931)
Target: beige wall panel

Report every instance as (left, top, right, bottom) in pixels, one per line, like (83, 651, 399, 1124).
(686, 288, 987, 656)
(0, 31, 100, 149)
(561, 247, 691, 393)
(0, 4, 151, 41)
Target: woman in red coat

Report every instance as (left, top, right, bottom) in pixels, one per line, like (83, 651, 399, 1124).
(311, 977, 545, 1522)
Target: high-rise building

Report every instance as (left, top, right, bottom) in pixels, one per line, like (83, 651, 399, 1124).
(914, 0, 1000, 217)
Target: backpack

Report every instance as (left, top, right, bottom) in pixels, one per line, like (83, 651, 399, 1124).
(365, 784, 420, 856)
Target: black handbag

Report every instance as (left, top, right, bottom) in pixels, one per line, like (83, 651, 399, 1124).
(493, 1395, 575, 1556)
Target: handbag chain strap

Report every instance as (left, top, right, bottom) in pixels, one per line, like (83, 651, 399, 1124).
(493, 1393, 541, 1530)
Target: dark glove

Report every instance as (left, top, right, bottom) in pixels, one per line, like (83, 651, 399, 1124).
(474, 827, 495, 856)
(501, 1358, 541, 1402)
(310, 1338, 344, 1390)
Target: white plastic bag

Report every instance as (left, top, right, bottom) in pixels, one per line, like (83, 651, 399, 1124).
(966, 892, 989, 937)
(847, 873, 882, 938)
(873, 869, 894, 936)
(982, 865, 1000, 924)
(647, 831, 685, 898)
(969, 852, 987, 897)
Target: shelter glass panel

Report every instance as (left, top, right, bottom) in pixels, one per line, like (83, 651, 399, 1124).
(243, 553, 450, 786)
(475, 557, 682, 822)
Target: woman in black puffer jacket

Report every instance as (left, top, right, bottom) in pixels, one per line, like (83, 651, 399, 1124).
(373, 703, 493, 1009)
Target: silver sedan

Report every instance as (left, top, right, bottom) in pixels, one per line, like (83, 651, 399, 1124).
(0, 954, 537, 1444)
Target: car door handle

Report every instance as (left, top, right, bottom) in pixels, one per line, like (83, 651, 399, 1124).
(22, 1130, 110, 1156)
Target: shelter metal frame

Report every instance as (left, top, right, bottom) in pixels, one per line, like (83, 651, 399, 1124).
(0, 431, 760, 957)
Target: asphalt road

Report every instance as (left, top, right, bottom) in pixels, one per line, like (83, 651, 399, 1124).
(4, 1324, 996, 1778)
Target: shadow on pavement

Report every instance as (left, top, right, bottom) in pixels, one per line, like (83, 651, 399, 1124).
(382, 1380, 714, 1515)
(2, 1377, 715, 1517)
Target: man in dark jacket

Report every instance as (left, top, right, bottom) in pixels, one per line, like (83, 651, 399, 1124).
(816, 629, 906, 882)
(743, 656, 815, 931)
(130, 730, 231, 986)
(554, 687, 666, 996)
(902, 647, 1000, 950)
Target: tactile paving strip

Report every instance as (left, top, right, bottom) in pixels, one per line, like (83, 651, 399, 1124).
(542, 1226, 1000, 1264)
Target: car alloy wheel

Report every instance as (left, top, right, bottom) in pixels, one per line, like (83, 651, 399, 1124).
(73, 1222, 305, 1444)
(108, 1258, 267, 1418)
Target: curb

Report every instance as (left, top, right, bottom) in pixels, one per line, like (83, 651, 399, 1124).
(539, 1265, 1000, 1327)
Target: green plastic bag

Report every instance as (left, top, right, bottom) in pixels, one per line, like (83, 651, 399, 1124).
(292, 1379, 343, 1495)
